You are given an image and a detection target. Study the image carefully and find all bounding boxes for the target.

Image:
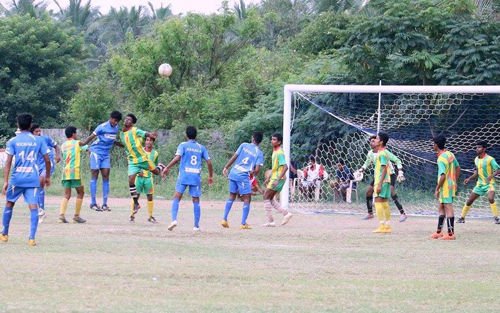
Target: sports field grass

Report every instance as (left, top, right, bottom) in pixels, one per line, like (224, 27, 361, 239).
(0, 197, 499, 313)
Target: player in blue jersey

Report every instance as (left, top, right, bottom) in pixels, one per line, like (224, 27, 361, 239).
(30, 124, 61, 223)
(1, 114, 51, 246)
(220, 132, 264, 229)
(80, 111, 122, 212)
(162, 126, 214, 231)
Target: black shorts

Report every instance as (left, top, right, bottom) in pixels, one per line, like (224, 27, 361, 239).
(370, 174, 396, 187)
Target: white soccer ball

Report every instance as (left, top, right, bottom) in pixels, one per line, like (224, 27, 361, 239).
(158, 63, 172, 77)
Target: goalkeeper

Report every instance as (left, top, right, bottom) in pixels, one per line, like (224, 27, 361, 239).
(357, 135, 407, 222)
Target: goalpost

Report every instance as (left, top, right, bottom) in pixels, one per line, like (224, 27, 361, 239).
(282, 85, 500, 218)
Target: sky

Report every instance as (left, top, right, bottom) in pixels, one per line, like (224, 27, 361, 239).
(1, 0, 262, 15)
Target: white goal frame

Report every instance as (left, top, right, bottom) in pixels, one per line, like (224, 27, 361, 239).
(282, 84, 500, 209)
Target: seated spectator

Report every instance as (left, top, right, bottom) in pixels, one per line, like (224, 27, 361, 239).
(299, 156, 328, 200)
(333, 160, 355, 201)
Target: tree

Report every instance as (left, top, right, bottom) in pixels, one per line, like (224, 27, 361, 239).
(53, 0, 100, 30)
(0, 15, 86, 137)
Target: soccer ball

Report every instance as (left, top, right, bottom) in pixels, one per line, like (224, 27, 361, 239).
(158, 63, 172, 77)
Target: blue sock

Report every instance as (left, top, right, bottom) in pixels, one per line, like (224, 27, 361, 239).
(90, 179, 97, 205)
(193, 202, 201, 228)
(171, 198, 180, 221)
(29, 209, 39, 240)
(241, 202, 250, 225)
(102, 179, 110, 205)
(223, 199, 234, 221)
(2, 207, 13, 235)
(38, 189, 45, 210)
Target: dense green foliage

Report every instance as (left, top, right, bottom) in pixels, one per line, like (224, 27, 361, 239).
(1, 0, 499, 155)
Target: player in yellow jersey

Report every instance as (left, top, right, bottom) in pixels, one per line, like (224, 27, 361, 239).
(372, 132, 393, 234)
(431, 135, 460, 240)
(459, 141, 500, 224)
(59, 126, 87, 224)
(130, 136, 159, 223)
(119, 114, 165, 216)
(262, 133, 293, 227)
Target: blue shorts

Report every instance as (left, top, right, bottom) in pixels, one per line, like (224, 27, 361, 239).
(229, 179, 252, 195)
(90, 152, 111, 170)
(176, 181, 201, 198)
(6, 186, 39, 205)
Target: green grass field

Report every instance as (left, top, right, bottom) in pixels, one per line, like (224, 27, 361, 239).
(0, 196, 499, 313)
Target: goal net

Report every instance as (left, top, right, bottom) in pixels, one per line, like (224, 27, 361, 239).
(282, 85, 500, 218)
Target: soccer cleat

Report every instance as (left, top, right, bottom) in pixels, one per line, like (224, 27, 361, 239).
(362, 214, 374, 220)
(167, 220, 178, 231)
(262, 222, 276, 227)
(281, 213, 293, 226)
(494, 217, 500, 224)
(430, 231, 444, 239)
(101, 204, 111, 212)
(373, 225, 385, 233)
(399, 214, 407, 222)
(129, 215, 135, 223)
(381, 225, 392, 233)
(220, 220, 229, 228)
(240, 224, 252, 230)
(441, 233, 456, 240)
(0, 234, 8, 242)
(148, 216, 158, 224)
(457, 217, 465, 223)
(28, 239, 37, 247)
(73, 216, 87, 224)
(58, 215, 69, 223)
(90, 204, 103, 212)
(38, 208, 46, 224)
(193, 227, 201, 232)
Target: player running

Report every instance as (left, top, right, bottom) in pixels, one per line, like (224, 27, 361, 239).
(221, 131, 264, 229)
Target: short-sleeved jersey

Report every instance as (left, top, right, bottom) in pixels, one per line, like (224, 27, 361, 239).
(228, 143, 264, 182)
(61, 139, 86, 180)
(89, 121, 120, 155)
(270, 147, 287, 181)
(141, 149, 159, 178)
(475, 154, 499, 187)
(437, 150, 460, 198)
(175, 140, 210, 186)
(119, 127, 148, 164)
(374, 149, 392, 186)
(5, 132, 50, 187)
(37, 135, 57, 170)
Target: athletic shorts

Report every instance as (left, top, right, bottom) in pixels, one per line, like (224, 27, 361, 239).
(128, 160, 156, 176)
(90, 152, 111, 170)
(473, 184, 494, 197)
(374, 182, 391, 199)
(136, 176, 154, 195)
(62, 179, 82, 189)
(176, 181, 201, 197)
(370, 174, 396, 187)
(39, 159, 56, 177)
(5, 186, 38, 205)
(229, 178, 252, 195)
(267, 179, 285, 192)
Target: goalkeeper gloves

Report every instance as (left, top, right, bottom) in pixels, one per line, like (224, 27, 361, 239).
(397, 170, 405, 183)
